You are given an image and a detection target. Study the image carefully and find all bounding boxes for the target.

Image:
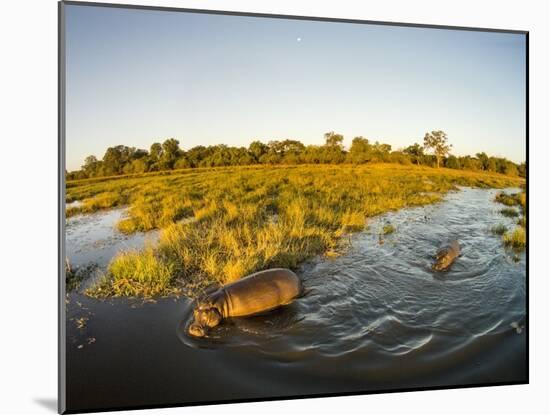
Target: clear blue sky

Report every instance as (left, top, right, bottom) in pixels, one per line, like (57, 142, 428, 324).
(65, 4, 526, 171)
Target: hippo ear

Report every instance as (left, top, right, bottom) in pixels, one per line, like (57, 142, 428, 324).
(196, 299, 213, 311)
(203, 283, 220, 296)
(197, 284, 219, 303)
(436, 250, 447, 260)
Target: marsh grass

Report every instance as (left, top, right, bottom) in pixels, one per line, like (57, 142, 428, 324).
(66, 192, 123, 218)
(67, 164, 523, 297)
(503, 227, 526, 249)
(500, 208, 519, 218)
(495, 191, 526, 213)
(491, 224, 508, 236)
(86, 246, 179, 298)
(494, 190, 527, 250)
(381, 224, 396, 235)
(495, 192, 523, 207)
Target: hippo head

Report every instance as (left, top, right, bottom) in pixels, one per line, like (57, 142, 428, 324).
(187, 303, 222, 338)
(432, 252, 451, 271)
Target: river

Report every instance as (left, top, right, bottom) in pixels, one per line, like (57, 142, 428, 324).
(65, 187, 526, 412)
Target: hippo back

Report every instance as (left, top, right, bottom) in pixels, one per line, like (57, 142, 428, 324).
(223, 268, 302, 317)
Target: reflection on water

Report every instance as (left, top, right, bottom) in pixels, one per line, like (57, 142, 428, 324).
(66, 187, 526, 412)
(66, 208, 158, 269)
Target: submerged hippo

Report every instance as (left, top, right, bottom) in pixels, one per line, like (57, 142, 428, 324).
(188, 268, 303, 338)
(432, 240, 460, 271)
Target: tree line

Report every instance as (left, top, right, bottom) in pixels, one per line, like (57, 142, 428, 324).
(66, 131, 526, 180)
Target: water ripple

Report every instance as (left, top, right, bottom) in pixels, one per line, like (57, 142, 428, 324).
(182, 187, 526, 365)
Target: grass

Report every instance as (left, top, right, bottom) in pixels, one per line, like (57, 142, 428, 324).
(494, 189, 527, 251)
(88, 246, 178, 297)
(66, 192, 123, 218)
(495, 192, 525, 207)
(500, 208, 519, 218)
(66, 164, 523, 297)
(503, 227, 526, 249)
(491, 224, 508, 236)
(381, 224, 396, 235)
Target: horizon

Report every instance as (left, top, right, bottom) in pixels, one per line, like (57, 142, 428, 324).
(65, 5, 526, 171)
(66, 134, 525, 172)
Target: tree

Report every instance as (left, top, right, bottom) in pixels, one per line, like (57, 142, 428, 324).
(279, 139, 305, 155)
(389, 151, 412, 165)
(458, 156, 482, 171)
(504, 162, 518, 176)
(347, 137, 372, 164)
(324, 131, 344, 148)
(102, 145, 136, 175)
(159, 138, 181, 170)
(150, 142, 162, 161)
(186, 145, 212, 167)
(248, 141, 269, 161)
(487, 157, 498, 172)
(423, 130, 452, 168)
(518, 162, 526, 178)
(371, 141, 392, 162)
(83, 155, 98, 167)
(301, 145, 323, 164)
(237, 151, 255, 166)
(445, 155, 460, 169)
(129, 158, 149, 173)
(259, 152, 282, 165)
(476, 152, 490, 170)
(174, 157, 191, 170)
(71, 132, 523, 179)
(404, 143, 424, 165)
(82, 155, 100, 177)
(133, 149, 149, 159)
(494, 157, 510, 175)
(320, 146, 346, 163)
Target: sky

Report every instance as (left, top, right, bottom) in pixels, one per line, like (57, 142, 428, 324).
(64, 4, 526, 171)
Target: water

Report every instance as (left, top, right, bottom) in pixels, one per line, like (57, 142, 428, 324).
(66, 207, 158, 269)
(65, 188, 526, 412)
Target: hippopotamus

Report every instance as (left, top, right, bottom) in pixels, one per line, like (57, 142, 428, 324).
(432, 240, 460, 271)
(188, 268, 303, 337)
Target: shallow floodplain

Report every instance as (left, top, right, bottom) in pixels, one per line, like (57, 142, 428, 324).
(65, 164, 523, 297)
(65, 186, 526, 411)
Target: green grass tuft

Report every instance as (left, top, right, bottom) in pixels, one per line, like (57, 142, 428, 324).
(491, 224, 507, 235)
(502, 227, 526, 249)
(381, 224, 396, 235)
(495, 192, 523, 207)
(500, 208, 519, 218)
(86, 247, 178, 298)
